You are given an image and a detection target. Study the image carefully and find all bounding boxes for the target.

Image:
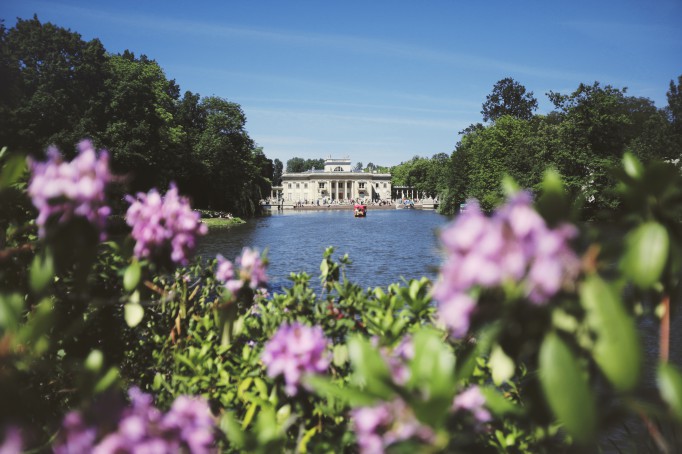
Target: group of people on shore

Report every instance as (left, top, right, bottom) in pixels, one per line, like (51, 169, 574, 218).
(260, 198, 395, 208)
(259, 197, 438, 209)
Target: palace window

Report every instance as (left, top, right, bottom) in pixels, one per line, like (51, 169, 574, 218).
(296, 183, 300, 189)
(304, 183, 308, 189)
(383, 183, 387, 188)
(288, 183, 292, 189)
(319, 182, 326, 188)
(359, 182, 365, 189)
(334, 166, 343, 171)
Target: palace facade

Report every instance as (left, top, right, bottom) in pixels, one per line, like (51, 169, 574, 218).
(277, 158, 392, 203)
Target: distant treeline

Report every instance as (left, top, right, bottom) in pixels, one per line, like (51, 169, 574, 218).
(0, 16, 273, 216)
(394, 77, 682, 217)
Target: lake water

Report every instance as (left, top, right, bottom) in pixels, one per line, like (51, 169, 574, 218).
(196, 208, 448, 292)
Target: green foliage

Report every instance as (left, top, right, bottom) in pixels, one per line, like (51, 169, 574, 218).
(441, 77, 681, 217)
(539, 332, 597, 443)
(579, 275, 641, 392)
(390, 153, 451, 199)
(481, 77, 538, 122)
(286, 157, 325, 173)
(2, 32, 682, 449)
(0, 16, 271, 217)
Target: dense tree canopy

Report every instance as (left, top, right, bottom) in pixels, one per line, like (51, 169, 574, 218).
(481, 77, 538, 122)
(440, 78, 681, 216)
(390, 153, 451, 198)
(0, 16, 272, 216)
(285, 157, 324, 173)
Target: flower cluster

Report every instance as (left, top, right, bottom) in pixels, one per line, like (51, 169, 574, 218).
(126, 184, 208, 265)
(453, 385, 491, 424)
(351, 399, 435, 454)
(215, 248, 268, 296)
(0, 426, 23, 453)
(54, 387, 215, 453)
(261, 322, 330, 395)
(28, 140, 113, 239)
(374, 336, 414, 386)
(434, 192, 580, 338)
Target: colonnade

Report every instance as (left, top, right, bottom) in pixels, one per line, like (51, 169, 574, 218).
(323, 179, 366, 201)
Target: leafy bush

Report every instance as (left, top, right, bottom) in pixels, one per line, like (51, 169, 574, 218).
(1, 142, 682, 452)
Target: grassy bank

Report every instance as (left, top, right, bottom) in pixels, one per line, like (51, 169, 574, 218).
(201, 217, 245, 228)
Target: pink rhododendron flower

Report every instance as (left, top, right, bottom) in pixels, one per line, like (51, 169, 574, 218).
(236, 247, 268, 289)
(261, 322, 330, 395)
(434, 191, 580, 339)
(28, 140, 112, 239)
(351, 399, 435, 454)
(453, 385, 491, 424)
(126, 184, 207, 265)
(54, 388, 215, 454)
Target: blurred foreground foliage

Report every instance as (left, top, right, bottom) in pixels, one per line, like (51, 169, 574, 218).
(1, 147, 682, 452)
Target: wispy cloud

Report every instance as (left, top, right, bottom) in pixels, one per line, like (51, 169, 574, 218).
(563, 20, 682, 47)
(36, 1, 597, 82)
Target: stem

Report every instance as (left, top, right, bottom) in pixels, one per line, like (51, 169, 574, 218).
(660, 294, 670, 363)
(639, 410, 669, 454)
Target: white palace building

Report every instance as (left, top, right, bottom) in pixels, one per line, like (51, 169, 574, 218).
(275, 157, 392, 204)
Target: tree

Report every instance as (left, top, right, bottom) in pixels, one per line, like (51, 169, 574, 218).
(286, 158, 324, 173)
(286, 157, 306, 173)
(103, 52, 182, 191)
(353, 162, 363, 172)
(272, 159, 283, 186)
(304, 158, 325, 170)
(667, 75, 682, 134)
(0, 15, 109, 154)
(665, 75, 682, 162)
(481, 78, 538, 122)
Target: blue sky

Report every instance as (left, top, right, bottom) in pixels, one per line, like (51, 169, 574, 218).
(2, 1, 680, 167)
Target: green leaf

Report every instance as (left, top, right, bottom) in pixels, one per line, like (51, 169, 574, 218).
(94, 367, 120, 393)
(347, 335, 392, 397)
(333, 344, 349, 367)
(276, 404, 291, 425)
(580, 275, 641, 391)
(29, 251, 54, 294)
(84, 350, 104, 373)
(0, 152, 27, 189)
(539, 332, 597, 443)
(0, 293, 24, 331)
(124, 302, 144, 328)
(489, 344, 515, 385)
(219, 412, 245, 448)
(536, 169, 570, 226)
(501, 174, 520, 197)
(297, 426, 318, 453)
(123, 260, 142, 291)
(658, 363, 682, 421)
(305, 375, 377, 406)
(479, 387, 522, 416)
(622, 152, 644, 180)
(409, 328, 456, 427)
(621, 222, 669, 289)
(410, 328, 455, 399)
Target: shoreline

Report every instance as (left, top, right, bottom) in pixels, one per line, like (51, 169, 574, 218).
(261, 203, 437, 212)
